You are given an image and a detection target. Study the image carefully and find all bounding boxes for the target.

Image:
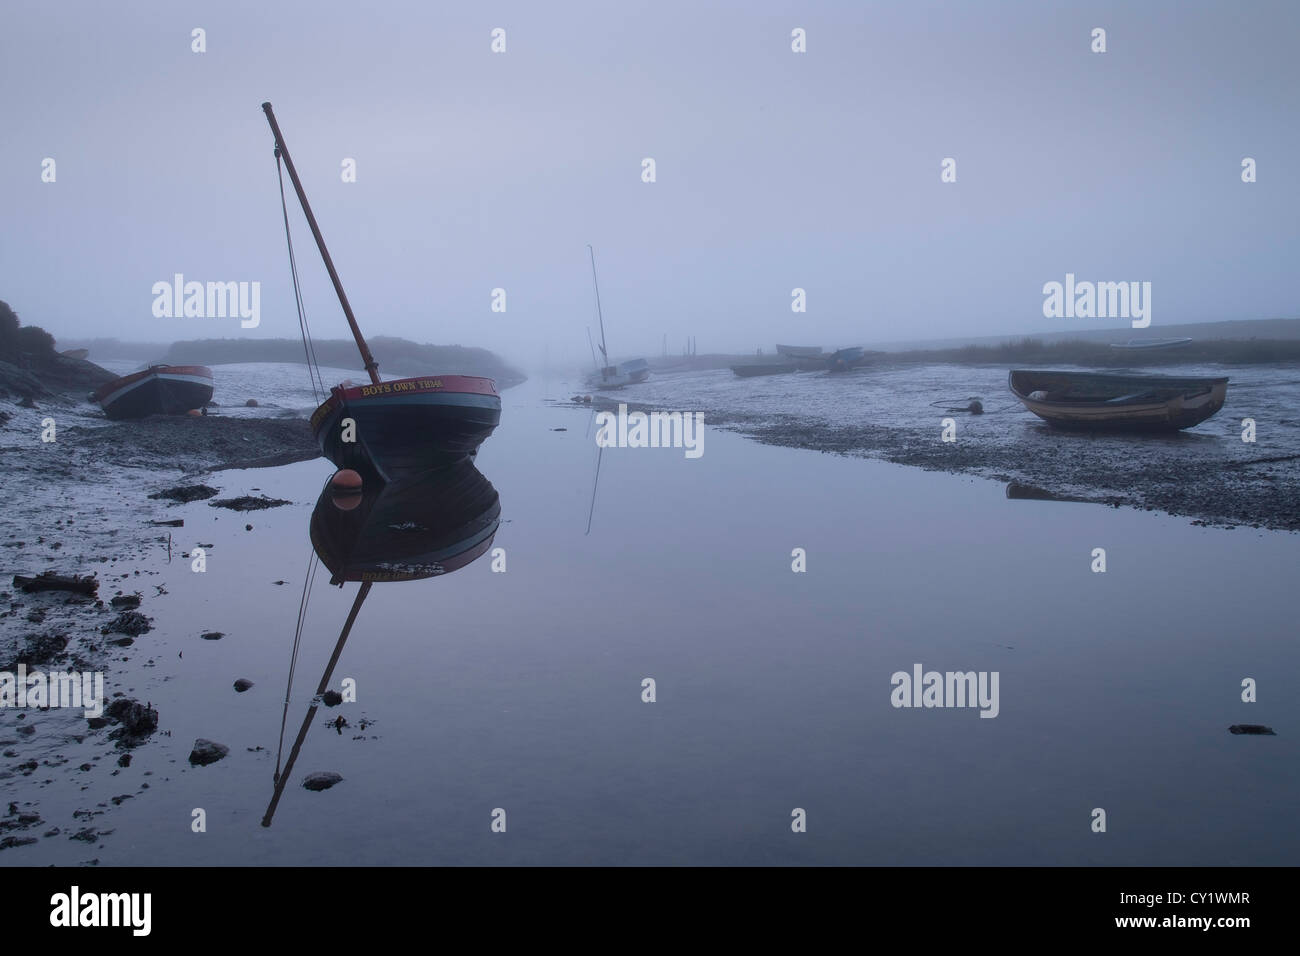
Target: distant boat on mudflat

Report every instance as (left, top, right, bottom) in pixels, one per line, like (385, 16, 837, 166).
(593, 357, 650, 389)
(60, 348, 89, 360)
(585, 245, 649, 391)
(90, 365, 213, 420)
(1008, 369, 1228, 431)
(1109, 337, 1193, 351)
(828, 346, 866, 371)
(775, 344, 824, 359)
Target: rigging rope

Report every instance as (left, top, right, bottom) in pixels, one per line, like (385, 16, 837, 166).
(275, 547, 320, 780)
(275, 149, 326, 403)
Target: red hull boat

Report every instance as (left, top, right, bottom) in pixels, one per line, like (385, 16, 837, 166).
(309, 374, 501, 480)
(262, 101, 500, 477)
(89, 365, 213, 420)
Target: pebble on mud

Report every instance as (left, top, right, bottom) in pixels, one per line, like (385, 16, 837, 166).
(188, 739, 229, 766)
(233, 678, 254, 692)
(200, 631, 224, 641)
(321, 690, 343, 707)
(1228, 724, 1277, 735)
(302, 772, 343, 792)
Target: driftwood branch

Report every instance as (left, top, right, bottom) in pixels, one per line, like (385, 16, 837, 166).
(11, 571, 99, 596)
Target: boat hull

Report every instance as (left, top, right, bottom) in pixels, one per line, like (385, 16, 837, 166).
(1008, 370, 1229, 431)
(90, 365, 214, 420)
(310, 375, 501, 480)
(828, 347, 866, 372)
(1109, 337, 1193, 351)
(590, 359, 650, 390)
(775, 344, 824, 359)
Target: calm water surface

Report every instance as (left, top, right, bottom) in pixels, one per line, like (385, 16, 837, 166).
(9, 372, 1298, 865)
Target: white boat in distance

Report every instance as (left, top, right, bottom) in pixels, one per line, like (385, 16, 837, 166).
(1109, 337, 1193, 350)
(585, 245, 649, 390)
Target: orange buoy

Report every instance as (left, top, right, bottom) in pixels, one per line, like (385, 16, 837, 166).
(331, 469, 363, 491)
(330, 471, 363, 511)
(331, 491, 362, 512)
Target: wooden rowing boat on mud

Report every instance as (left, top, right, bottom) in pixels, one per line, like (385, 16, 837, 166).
(1109, 337, 1193, 351)
(1008, 369, 1229, 431)
(90, 365, 213, 419)
(775, 344, 824, 359)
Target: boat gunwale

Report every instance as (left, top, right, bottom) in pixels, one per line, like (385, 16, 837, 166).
(1007, 369, 1229, 408)
(90, 365, 214, 404)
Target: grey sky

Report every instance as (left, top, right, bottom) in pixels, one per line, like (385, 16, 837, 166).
(3, 0, 1297, 371)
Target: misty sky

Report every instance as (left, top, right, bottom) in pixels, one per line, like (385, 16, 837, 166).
(3, 0, 1297, 371)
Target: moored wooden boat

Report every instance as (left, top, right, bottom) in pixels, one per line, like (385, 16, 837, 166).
(585, 246, 649, 391)
(262, 102, 500, 477)
(775, 344, 824, 359)
(90, 365, 213, 419)
(1109, 337, 1193, 351)
(309, 375, 501, 481)
(591, 357, 650, 389)
(1008, 369, 1228, 430)
(828, 346, 866, 371)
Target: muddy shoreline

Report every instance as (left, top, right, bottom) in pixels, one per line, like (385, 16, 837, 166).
(0, 394, 318, 862)
(587, 394, 1300, 532)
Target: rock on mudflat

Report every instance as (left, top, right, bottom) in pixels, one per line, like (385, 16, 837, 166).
(101, 610, 152, 637)
(105, 698, 159, 748)
(233, 678, 254, 693)
(1228, 724, 1276, 735)
(209, 495, 291, 512)
(189, 739, 229, 766)
(149, 485, 218, 504)
(302, 772, 342, 792)
(321, 690, 343, 707)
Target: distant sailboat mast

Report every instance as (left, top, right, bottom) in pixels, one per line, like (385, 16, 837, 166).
(588, 244, 611, 381)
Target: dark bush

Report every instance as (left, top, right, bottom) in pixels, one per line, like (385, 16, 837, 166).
(14, 325, 55, 356)
(0, 301, 17, 356)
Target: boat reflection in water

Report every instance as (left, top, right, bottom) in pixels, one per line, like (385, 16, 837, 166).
(262, 460, 500, 827)
(309, 459, 500, 585)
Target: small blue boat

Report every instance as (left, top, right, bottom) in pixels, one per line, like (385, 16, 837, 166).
(828, 347, 866, 371)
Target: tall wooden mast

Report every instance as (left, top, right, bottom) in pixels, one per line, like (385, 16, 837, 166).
(262, 102, 380, 386)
